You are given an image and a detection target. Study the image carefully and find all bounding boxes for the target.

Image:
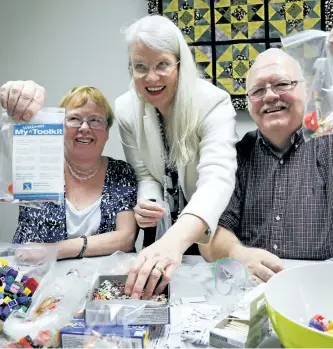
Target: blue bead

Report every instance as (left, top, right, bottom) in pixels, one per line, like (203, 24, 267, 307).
(17, 296, 29, 305)
(309, 319, 325, 331)
(8, 269, 18, 278)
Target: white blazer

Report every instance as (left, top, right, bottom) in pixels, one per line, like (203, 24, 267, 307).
(115, 79, 238, 242)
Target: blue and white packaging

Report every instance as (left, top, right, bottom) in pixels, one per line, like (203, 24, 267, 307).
(0, 107, 65, 207)
(60, 314, 150, 348)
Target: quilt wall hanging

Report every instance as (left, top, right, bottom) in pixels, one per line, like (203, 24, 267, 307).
(148, 0, 333, 110)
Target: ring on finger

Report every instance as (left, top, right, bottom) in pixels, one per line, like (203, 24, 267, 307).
(154, 265, 165, 275)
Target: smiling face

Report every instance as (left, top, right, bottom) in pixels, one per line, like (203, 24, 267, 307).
(130, 41, 179, 115)
(247, 54, 306, 140)
(64, 99, 109, 163)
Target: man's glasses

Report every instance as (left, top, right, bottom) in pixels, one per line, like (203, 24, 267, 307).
(247, 80, 300, 101)
(130, 60, 180, 78)
(65, 116, 108, 130)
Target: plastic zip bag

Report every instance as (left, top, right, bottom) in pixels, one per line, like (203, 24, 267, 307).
(155, 199, 172, 241)
(0, 243, 57, 333)
(281, 30, 333, 140)
(0, 107, 65, 207)
(3, 272, 90, 347)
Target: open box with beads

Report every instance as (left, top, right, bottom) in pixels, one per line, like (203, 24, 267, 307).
(84, 275, 170, 326)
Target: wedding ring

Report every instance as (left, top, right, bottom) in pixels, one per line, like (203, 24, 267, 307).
(154, 265, 164, 275)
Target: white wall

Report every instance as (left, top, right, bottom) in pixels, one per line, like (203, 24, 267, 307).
(0, 0, 257, 242)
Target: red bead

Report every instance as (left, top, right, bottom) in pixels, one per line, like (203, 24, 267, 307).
(304, 111, 319, 131)
(312, 314, 328, 331)
(23, 278, 38, 293)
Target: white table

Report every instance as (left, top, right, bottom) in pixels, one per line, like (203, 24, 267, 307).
(52, 254, 320, 348)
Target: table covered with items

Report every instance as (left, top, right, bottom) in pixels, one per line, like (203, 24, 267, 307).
(0, 244, 330, 349)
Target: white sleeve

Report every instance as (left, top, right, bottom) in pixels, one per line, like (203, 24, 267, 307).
(180, 97, 238, 240)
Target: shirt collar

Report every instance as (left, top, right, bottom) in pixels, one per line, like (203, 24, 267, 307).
(257, 127, 303, 157)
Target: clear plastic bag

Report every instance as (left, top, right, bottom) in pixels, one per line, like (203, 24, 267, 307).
(171, 259, 257, 312)
(281, 30, 333, 140)
(0, 243, 57, 283)
(0, 107, 65, 207)
(0, 243, 57, 334)
(3, 272, 90, 347)
(155, 199, 172, 241)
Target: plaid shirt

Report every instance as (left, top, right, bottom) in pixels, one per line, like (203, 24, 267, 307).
(219, 129, 333, 260)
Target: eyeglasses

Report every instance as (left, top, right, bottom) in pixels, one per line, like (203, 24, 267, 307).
(65, 116, 108, 130)
(247, 80, 300, 101)
(130, 60, 180, 78)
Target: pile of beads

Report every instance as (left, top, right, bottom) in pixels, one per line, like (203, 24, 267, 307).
(92, 280, 168, 304)
(309, 314, 333, 335)
(0, 258, 38, 321)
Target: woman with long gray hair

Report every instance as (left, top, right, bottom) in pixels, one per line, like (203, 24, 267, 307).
(115, 15, 237, 298)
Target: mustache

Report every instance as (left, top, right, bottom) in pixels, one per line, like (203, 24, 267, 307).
(260, 102, 289, 113)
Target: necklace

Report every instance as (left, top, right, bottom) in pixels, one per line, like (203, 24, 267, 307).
(66, 159, 102, 181)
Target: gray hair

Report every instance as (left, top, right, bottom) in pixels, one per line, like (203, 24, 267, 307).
(124, 15, 201, 166)
(246, 48, 305, 91)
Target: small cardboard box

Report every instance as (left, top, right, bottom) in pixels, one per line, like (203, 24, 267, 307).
(85, 275, 170, 326)
(210, 284, 270, 348)
(60, 313, 150, 348)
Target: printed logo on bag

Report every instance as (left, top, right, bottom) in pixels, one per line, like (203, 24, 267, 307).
(23, 183, 32, 191)
(14, 124, 63, 136)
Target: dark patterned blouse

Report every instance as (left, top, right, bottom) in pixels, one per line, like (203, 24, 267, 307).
(12, 157, 137, 244)
(156, 111, 199, 255)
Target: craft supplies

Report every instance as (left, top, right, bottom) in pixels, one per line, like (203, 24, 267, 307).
(309, 314, 333, 334)
(92, 280, 168, 304)
(60, 314, 150, 348)
(210, 284, 269, 348)
(3, 273, 89, 348)
(85, 275, 170, 326)
(0, 258, 37, 321)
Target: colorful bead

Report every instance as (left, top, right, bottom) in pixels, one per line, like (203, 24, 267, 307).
(0, 266, 11, 276)
(309, 319, 325, 331)
(2, 305, 10, 318)
(0, 259, 9, 266)
(0, 264, 36, 322)
(4, 296, 12, 304)
(21, 305, 28, 313)
(24, 278, 38, 293)
(10, 284, 20, 294)
(5, 275, 14, 285)
(17, 296, 29, 305)
(92, 279, 167, 303)
(8, 269, 18, 278)
(23, 287, 31, 296)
